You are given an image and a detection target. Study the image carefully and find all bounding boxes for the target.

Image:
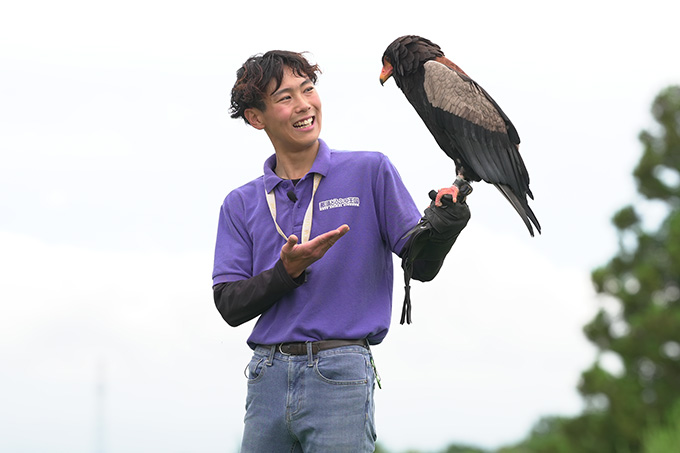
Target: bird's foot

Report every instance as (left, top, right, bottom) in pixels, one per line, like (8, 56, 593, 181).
(434, 178, 473, 206)
(435, 186, 459, 206)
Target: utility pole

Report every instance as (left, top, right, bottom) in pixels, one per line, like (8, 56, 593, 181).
(95, 359, 106, 453)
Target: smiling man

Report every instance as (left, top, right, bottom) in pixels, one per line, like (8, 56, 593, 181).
(212, 50, 471, 452)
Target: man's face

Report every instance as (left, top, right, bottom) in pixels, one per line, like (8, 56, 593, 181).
(247, 67, 322, 154)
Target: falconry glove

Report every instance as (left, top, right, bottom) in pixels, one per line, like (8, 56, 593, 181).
(400, 179, 471, 324)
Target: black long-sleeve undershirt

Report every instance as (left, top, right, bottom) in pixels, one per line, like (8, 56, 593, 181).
(213, 259, 306, 327)
(212, 230, 460, 327)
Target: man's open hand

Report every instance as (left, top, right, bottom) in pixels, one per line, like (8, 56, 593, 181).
(280, 225, 350, 278)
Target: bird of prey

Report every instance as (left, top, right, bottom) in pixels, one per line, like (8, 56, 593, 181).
(380, 35, 541, 236)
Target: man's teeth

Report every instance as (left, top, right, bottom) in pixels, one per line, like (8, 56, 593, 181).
(294, 118, 314, 128)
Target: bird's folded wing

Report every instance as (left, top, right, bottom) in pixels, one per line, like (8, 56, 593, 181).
(424, 60, 520, 143)
(421, 60, 530, 198)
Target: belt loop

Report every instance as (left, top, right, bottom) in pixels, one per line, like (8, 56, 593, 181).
(306, 341, 314, 367)
(266, 344, 276, 365)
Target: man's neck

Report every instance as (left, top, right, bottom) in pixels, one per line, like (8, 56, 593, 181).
(273, 141, 320, 180)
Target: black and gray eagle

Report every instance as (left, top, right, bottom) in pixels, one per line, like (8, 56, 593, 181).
(380, 35, 541, 236)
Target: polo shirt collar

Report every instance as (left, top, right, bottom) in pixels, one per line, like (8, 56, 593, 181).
(263, 139, 331, 193)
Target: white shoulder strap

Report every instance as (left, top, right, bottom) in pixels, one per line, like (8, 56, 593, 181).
(265, 173, 322, 244)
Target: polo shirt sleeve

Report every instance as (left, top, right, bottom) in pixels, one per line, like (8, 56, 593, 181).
(212, 191, 253, 285)
(374, 154, 421, 256)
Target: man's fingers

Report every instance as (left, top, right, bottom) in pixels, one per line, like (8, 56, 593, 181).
(323, 224, 350, 241)
(315, 224, 350, 248)
(284, 226, 349, 258)
(280, 226, 349, 278)
(281, 234, 299, 254)
(331, 224, 350, 246)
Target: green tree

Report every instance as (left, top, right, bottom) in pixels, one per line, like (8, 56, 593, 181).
(579, 85, 680, 452)
(374, 443, 390, 453)
(643, 399, 680, 453)
(495, 416, 573, 453)
(492, 85, 680, 453)
(440, 444, 489, 453)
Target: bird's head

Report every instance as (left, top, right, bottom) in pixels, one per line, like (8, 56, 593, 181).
(380, 35, 444, 87)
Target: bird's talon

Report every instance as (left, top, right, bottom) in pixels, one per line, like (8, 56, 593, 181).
(435, 186, 459, 206)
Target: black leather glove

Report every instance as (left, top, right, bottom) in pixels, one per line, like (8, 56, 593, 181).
(423, 183, 472, 240)
(399, 181, 471, 324)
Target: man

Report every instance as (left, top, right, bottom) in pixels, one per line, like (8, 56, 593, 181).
(213, 50, 470, 452)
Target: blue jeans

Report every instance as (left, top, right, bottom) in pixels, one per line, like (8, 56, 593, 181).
(240, 343, 377, 452)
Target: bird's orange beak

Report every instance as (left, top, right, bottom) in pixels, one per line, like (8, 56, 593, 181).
(379, 61, 393, 86)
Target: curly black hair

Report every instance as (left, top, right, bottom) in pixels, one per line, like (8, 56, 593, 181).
(229, 50, 321, 125)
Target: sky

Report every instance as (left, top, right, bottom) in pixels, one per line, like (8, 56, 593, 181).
(1, 0, 679, 452)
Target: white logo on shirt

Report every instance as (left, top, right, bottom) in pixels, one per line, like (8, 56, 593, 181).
(319, 197, 360, 211)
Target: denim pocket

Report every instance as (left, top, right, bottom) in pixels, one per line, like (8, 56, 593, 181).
(314, 352, 368, 385)
(245, 356, 267, 383)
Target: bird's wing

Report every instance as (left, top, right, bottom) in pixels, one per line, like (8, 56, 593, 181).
(420, 60, 531, 199)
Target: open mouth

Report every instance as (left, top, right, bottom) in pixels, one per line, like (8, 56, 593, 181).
(293, 117, 314, 129)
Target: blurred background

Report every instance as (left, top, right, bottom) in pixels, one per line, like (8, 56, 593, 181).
(1, 1, 679, 452)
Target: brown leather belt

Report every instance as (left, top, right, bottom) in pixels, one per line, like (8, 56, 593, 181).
(276, 339, 367, 355)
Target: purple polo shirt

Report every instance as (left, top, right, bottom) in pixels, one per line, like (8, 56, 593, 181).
(212, 139, 420, 346)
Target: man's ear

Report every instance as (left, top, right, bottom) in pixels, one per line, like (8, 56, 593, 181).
(244, 108, 265, 130)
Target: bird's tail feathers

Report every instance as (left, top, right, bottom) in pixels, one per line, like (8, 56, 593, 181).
(494, 184, 541, 236)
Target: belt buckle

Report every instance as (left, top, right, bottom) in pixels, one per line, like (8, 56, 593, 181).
(278, 343, 292, 355)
